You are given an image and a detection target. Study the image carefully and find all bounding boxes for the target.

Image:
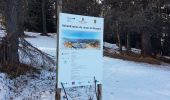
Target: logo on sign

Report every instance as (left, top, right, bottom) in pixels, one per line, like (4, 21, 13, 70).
(79, 17, 87, 24)
(94, 19, 97, 24)
(72, 82, 75, 85)
(67, 17, 75, 22)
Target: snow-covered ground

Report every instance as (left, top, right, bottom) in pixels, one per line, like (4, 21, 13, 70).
(103, 58, 170, 100)
(0, 31, 56, 100)
(25, 32, 57, 57)
(0, 31, 170, 100)
(104, 42, 141, 54)
(0, 29, 5, 37)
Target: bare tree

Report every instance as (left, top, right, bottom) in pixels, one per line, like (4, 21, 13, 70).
(41, 0, 47, 35)
(5, 0, 20, 65)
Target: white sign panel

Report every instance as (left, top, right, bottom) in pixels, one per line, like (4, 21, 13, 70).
(58, 13, 104, 88)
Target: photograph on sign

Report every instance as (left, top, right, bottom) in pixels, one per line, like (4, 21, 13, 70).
(58, 13, 104, 88)
(62, 30, 101, 49)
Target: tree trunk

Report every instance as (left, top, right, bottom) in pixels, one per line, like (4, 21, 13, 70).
(42, 0, 47, 35)
(18, 0, 25, 37)
(117, 32, 122, 52)
(126, 32, 131, 52)
(6, 0, 20, 65)
(141, 32, 151, 57)
(116, 22, 122, 52)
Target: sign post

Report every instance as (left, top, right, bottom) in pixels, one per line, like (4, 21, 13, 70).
(55, 0, 62, 100)
(56, 13, 104, 100)
(97, 84, 102, 100)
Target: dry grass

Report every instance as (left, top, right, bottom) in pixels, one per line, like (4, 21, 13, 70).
(104, 50, 161, 65)
(0, 63, 40, 79)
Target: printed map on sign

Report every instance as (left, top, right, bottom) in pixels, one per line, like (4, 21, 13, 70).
(58, 13, 104, 88)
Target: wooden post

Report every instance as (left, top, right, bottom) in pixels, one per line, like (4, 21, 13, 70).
(56, 0, 62, 100)
(97, 84, 102, 100)
(55, 88, 61, 100)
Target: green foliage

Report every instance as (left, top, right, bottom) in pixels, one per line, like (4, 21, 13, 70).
(25, 0, 56, 33)
(1, 0, 170, 56)
(104, 0, 170, 56)
(62, 0, 102, 17)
